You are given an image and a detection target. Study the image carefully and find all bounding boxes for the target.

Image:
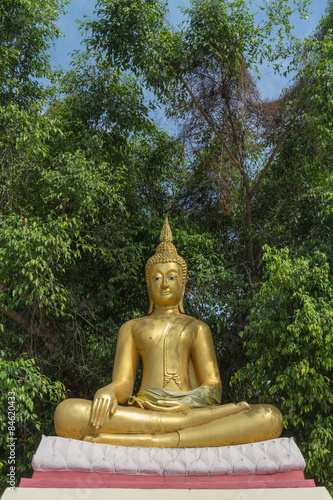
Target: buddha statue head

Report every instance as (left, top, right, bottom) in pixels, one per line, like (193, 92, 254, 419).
(145, 217, 187, 314)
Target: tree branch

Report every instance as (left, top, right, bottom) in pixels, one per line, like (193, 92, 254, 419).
(257, 195, 289, 264)
(181, 76, 244, 173)
(0, 304, 48, 341)
(0, 299, 59, 356)
(224, 84, 248, 190)
(250, 116, 297, 198)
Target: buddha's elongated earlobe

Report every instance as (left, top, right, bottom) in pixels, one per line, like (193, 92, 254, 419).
(178, 281, 186, 314)
(148, 292, 154, 315)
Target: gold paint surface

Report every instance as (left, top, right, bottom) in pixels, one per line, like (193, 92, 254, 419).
(54, 218, 283, 447)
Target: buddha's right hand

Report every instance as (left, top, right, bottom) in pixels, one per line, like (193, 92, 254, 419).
(90, 387, 118, 429)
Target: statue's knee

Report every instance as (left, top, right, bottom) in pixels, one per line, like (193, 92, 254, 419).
(54, 398, 91, 439)
(54, 399, 69, 436)
(54, 399, 76, 436)
(260, 404, 283, 437)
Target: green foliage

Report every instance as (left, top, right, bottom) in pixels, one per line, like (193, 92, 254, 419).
(0, 352, 66, 491)
(49, 54, 156, 160)
(0, 0, 70, 106)
(0, 99, 127, 320)
(233, 246, 333, 490)
(87, 0, 313, 97)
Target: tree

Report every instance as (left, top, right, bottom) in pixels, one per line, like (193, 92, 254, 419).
(85, 0, 315, 276)
(0, 0, 70, 106)
(232, 6, 333, 489)
(233, 246, 333, 491)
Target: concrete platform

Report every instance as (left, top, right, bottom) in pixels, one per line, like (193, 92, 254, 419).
(2, 487, 332, 500)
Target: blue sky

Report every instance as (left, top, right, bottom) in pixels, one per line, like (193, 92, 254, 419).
(50, 0, 328, 104)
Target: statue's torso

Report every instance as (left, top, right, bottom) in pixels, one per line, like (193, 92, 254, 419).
(131, 314, 198, 392)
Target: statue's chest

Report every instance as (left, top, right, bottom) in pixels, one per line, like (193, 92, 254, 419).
(133, 319, 172, 351)
(132, 317, 194, 353)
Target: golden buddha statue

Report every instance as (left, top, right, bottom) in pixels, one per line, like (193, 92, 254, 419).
(54, 218, 282, 447)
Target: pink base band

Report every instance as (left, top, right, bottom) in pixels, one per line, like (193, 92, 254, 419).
(20, 470, 315, 489)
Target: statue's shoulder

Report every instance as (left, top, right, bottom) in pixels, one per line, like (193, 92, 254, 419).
(118, 317, 142, 333)
(119, 315, 152, 330)
(182, 315, 210, 332)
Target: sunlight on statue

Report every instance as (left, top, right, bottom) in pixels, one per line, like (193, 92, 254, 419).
(54, 217, 282, 447)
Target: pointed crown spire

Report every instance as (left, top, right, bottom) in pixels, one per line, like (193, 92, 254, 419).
(160, 216, 173, 242)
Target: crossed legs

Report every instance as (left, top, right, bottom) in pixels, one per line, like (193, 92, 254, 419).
(54, 398, 282, 448)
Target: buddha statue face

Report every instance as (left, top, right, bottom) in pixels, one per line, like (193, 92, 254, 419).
(149, 262, 184, 309)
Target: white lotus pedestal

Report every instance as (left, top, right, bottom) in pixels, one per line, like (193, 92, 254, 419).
(2, 436, 332, 499)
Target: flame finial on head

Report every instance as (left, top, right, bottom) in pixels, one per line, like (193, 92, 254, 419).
(160, 216, 173, 243)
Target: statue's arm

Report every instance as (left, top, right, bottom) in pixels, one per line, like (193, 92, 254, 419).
(111, 320, 140, 402)
(90, 320, 139, 429)
(191, 321, 222, 397)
